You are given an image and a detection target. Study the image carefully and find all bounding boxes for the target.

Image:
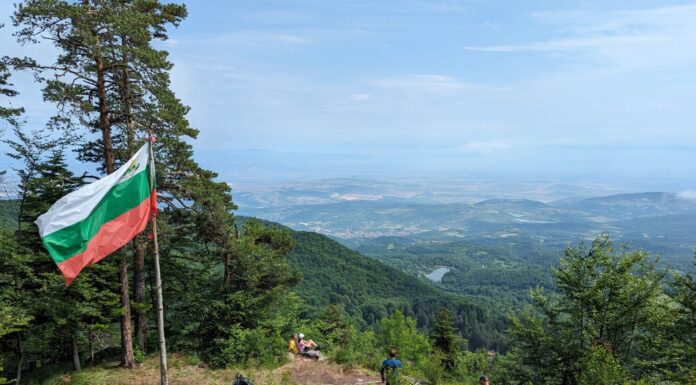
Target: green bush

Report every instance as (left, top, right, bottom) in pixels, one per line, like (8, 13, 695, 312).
(331, 329, 379, 370)
(377, 310, 431, 367)
(453, 350, 489, 382)
(577, 345, 629, 385)
(416, 351, 446, 385)
(133, 348, 145, 364)
(209, 324, 287, 368)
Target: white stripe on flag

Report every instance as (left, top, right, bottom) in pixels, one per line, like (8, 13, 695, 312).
(36, 143, 150, 238)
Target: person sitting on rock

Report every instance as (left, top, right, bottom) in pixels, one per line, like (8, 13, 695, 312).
(288, 334, 299, 355)
(298, 333, 322, 359)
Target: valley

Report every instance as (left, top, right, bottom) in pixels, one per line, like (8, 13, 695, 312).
(237, 181, 696, 311)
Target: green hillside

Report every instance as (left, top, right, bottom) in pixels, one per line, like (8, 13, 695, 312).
(237, 216, 508, 349)
(285, 230, 508, 349)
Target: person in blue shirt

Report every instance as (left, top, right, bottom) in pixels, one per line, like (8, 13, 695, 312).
(380, 348, 403, 384)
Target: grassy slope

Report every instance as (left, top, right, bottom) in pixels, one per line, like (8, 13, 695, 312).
(23, 355, 381, 385)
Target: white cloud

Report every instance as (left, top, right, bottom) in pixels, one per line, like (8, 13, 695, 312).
(676, 190, 696, 201)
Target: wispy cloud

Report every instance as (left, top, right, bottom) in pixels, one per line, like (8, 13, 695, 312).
(409, 0, 468, 12)
(465, 3, 696, 73)
(457, 142, 511, 154)
(190, 31, 311, 47)
(532, 4, 696, 33)
(464, 34, 664, 52)
(349, 93, 371, 101)
(372, 74, 485, 95)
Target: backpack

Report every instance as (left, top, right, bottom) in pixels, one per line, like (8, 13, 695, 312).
(233, 374, 254, 385)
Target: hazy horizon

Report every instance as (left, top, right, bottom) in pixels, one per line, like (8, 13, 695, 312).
(2, 0, 696, 191)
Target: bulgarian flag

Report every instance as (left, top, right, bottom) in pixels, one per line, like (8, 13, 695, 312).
(36, 142, 156, 285)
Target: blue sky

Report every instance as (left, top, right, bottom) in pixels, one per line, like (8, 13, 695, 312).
(2, 0, 696, 186)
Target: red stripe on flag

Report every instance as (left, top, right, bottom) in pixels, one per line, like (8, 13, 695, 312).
(151, 189, 158, 217)
(57, 197, 152, 285)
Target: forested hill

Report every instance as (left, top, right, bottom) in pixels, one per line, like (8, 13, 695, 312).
(236, 216, 508, 350)
(0, 207, 505, 350)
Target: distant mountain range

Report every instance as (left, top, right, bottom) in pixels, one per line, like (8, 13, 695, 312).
(240, 190, 693, 243)
(232, 177, 648, 208)
(230, 186, 696, 325)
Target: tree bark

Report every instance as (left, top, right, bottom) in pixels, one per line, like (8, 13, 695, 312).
(224, 246, 233, 287)
(89, 330, 95, 365)
(134, 239, 147, 352)
(96, 57, 115, 175)
(118, 253, 135, 368)
(224, 225, 240, 286)
(72, 333, 82, 372)
(94, 24, 133, 369)
(120, 39, 147, 355)
(15, 334, 23, 385)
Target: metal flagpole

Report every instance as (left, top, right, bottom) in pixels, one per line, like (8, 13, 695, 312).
(148, 135, 168, 385)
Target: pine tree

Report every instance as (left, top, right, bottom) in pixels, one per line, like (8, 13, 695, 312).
(13, 1, 137, 366)
(2, 128, 74, 382)
(509, 235, 671, 384)
(6, 129, 81, 251)
(195, 220, 300, 365)
(320, 304, 353, 346)
(12, 0, 237, 367)
(0, 23, 24, 195)
(3, 124, 121, 377)
(432, 307, 458, 371)
(0, 24, 23, 129)
(669, 254, 696, 381)
(0, 229, 35, 385)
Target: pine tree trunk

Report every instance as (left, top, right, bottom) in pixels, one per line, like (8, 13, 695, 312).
(225, 226, 240, 285)
(95, 28, 134, 369)
(15, 334, 23, 385)
(89, 330, 94, 365)
(72, 333, 81, 372)
(120, 49, 147, 354)
(224, 248, 232, 286)
(134, 240, 147, 352)
(118, 253, 135, 368)
(96, 58, 115, 175)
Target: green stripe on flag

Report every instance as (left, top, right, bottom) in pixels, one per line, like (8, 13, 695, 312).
(42, 167, 152, 263)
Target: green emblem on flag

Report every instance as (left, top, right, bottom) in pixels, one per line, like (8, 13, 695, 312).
(124, 161, 140, 178)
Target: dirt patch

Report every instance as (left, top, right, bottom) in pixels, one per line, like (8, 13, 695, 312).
(280, 358, 381, 385)
(36, 355, 382, 385)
